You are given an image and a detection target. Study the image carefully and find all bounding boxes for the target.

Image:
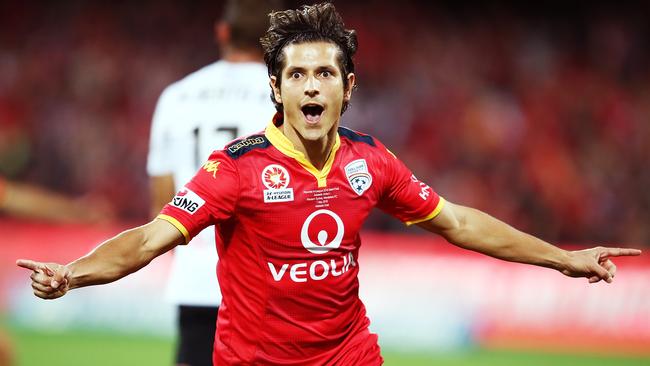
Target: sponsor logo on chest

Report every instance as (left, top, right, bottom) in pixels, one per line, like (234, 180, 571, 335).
(171, 188, 205, 214)
(261, 164, 294, 203)
(267, 209, 357, 283)
(344, 159, 372, 196)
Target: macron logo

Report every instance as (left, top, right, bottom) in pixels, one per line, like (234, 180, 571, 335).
(171, 188, 205, 214)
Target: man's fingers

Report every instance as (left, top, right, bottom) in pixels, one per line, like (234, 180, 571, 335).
(43, 265, 55, 277)
(599, 248, 642, 259)
(50, 269, 69, 289)
(16, 259, 44, 272)
(19, 260, 68, 286)
(32, 288, 64, 300)
(31, 282, 54, 293)
(601, 259, 617, 278)
(32, 289, 49, 299)
(588, 276, 601, 283)
(590, 263, 612, 283)
(18, 259, 69, 299)
(30, 272, 54, 287)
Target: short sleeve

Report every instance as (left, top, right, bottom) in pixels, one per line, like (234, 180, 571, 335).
(147, 86, 178, 176)
(376, 144, 444, 225)
(157, 150, 239, 243)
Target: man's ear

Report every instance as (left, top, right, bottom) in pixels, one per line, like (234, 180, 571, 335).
(344, 73, 356, 102)
(270, 76, 282, 104)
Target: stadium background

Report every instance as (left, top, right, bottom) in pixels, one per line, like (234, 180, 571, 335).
(1, 0, 649, 365)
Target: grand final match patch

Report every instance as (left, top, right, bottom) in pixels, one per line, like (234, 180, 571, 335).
(171, 187, 206, 214)
(262, 164, 294, 203)
(345, 159, 372, 196)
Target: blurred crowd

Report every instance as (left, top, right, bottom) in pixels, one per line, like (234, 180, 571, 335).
(1, 1, 648, 245)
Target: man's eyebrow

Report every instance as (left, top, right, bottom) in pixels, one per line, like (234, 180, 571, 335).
(284, 66, 307, 73)
(316, 65, 338, 73)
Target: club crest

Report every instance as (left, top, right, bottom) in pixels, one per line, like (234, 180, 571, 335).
(345, 159, 372, 196)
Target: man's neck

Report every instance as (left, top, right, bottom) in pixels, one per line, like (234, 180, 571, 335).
(221, 47, 263, 63)
(281, 124, 338, 171)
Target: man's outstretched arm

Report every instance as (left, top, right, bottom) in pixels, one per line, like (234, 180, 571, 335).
(16, 218, 184, 299)
(1, 179, 114, 223)
(418, 200, 642, 283)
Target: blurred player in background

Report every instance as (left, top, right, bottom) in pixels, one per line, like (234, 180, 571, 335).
(17, 2, 642, 365)
(0, 176, 112, 223)
(146, 0, 280, 365)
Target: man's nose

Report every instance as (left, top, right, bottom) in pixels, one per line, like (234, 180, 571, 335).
(304, 75, 319, 97)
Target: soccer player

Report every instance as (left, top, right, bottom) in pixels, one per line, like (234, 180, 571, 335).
(17, 3, 642, 365)
(147, 1, 279, 364)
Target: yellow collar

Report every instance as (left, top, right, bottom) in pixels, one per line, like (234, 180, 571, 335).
(265, 121, 340, 188)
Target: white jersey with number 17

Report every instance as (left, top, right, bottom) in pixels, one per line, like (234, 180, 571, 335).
(147, 60, 275, 306)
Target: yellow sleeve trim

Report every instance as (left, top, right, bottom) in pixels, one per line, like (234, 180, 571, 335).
(156, 214, 190, 245)
(405, 197, 446, 226)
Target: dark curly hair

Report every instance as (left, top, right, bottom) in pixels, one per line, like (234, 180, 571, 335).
(260, 2, 358, 114)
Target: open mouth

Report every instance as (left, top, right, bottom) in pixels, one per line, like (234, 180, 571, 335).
(301, 104, 324, 124)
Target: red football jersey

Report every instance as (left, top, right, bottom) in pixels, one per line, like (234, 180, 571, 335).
(159, 117, 444, 365)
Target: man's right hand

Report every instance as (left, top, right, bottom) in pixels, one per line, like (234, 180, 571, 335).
(16, 259, 71, 300)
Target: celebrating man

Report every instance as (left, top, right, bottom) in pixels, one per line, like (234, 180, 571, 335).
(18, 3, 641, 365)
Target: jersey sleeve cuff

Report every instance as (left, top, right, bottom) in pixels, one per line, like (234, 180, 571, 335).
(156, 214, 190, 244)
(404, 197, 446, 226)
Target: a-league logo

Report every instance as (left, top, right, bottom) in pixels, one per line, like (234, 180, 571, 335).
(261, 164, 294, 203)
(262, 164, 290, 189)
(300, 209, 344, 254)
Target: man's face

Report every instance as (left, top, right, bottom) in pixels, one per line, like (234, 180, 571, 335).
(271, 41, 355, 143)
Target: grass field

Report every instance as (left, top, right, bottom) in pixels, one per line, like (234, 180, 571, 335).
(5, 324, 650, 366)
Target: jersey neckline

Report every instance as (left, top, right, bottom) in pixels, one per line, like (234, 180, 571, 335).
(264, 121, 341, 188)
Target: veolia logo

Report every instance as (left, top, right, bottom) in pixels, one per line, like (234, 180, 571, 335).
(300, 209, 344, 254)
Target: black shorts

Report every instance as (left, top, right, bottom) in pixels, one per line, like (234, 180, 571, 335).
(176, 305, 219, 366)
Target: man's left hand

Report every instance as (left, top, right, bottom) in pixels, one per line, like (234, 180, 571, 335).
(561, 247, 642, 283)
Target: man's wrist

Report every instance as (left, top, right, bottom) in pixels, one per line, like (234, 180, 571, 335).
(65, 262, 80, 290)
(551, 248, 572, 273)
